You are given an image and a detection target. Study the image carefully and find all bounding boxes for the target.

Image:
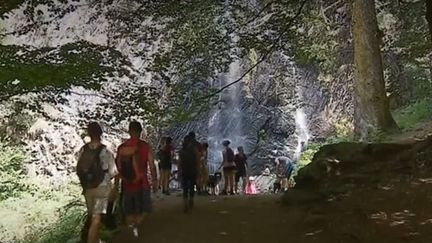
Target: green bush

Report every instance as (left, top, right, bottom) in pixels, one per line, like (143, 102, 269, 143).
(0, 142, 28, 200)
(394, 98, 432, 130)
(24, 200, 85, 243)
(0, 140, 87, 243)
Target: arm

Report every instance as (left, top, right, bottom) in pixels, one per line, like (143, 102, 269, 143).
(148, 145, 158, 193)
(218, 152, 225, 170)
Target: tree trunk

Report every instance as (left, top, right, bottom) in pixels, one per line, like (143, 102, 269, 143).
(426, 0, 432, 41)
(352, 0, 398, 139)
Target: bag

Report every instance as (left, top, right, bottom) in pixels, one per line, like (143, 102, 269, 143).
(119, 153, 138, 182)
(77, 144, 105, 189)
(119, 141, 144, 182)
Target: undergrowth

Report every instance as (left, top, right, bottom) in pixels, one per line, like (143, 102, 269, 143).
(394, 98, 432, 130)
(0, 141, 86, 243)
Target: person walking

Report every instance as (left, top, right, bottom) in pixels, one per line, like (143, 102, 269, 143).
(115, 121, 158, 237)
(218, 140, 236, 195)
(76, 122, 118, 243)
(159, 137, 174, 195)
(234, 146, 248, 194)
(178, 135, 199, 213)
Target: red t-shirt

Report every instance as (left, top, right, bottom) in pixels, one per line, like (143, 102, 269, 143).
(117, 138, 150, 192)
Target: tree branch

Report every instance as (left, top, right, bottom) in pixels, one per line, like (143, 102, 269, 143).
(197, 0, 309, 101)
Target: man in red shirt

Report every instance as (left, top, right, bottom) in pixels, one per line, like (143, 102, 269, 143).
(115, 121, 157, 237)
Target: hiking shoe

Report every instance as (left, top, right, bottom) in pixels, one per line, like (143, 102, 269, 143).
(133, 227, 139, 237)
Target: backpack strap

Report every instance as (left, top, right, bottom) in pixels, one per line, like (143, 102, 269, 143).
(95, 144, 108, 173)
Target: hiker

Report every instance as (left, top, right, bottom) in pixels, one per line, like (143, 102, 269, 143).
(115, 121, 158, 237)
(159, 136, 174, 195)
(187, 132, 204, 193)
(197, 142, 209, 195)
(262, 165, 271, 176)
(234, 146, 248, 194)
(218, 140, 236, 195)
(76, 122, 118, 243)
(179, 135, 199, 213)
(281, 159, 295, 191)
(274, 158, 285, 193)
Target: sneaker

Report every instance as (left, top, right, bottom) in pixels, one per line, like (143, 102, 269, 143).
(133, 227, 139, 237)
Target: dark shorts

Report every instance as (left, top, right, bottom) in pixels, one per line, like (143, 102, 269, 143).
(235, 170, 246, 182)
(160, 161, 172, 171)
(223, 166, 236, 173)
(122, 188, 152, 215)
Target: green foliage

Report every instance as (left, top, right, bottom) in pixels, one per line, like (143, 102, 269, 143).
(24, 201, 84, 243)
(298, 143, 321, 167)
(0, 42, 132, 100)
(394, 98, 432, 130)
(0, 0, 25, 16)
(0, 139, 86, 243)
(0, 142, 28, 200)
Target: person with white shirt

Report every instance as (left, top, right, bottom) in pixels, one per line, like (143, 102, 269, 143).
(76, 122, 118, 243)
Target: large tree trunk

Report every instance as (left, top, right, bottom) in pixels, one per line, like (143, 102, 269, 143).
(352, 0, 398, 139)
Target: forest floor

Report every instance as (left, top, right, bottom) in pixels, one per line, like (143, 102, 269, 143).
(109, 186, 432, 243)
(109, 120, 432, 243)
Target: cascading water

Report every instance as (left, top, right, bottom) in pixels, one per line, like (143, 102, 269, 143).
(206, 1, 247, 174)
(207, 60, 246, 173)
(293, 108, 311, 161)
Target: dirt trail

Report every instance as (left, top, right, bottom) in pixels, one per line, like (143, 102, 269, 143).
(109, 194, 302, 243)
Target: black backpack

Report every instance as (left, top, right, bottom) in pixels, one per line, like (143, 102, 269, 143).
(76, 144, 106, 189)
(119, 142, 143, 182)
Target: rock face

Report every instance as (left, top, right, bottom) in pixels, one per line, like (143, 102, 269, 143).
(282, 137, 432, 242)
(0, 1, 354, 178)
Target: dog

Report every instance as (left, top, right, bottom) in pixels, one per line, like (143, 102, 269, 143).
(208, 172, 222, 195)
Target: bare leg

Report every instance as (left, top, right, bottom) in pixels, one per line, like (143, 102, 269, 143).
(242, 177, 247, 193)
(229, 172, 235, 193)
(224, 174, 229, 192)
(88, 214, 101, 243)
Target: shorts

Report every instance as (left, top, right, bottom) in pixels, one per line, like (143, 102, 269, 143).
(235, 170, 246, 182)
(160, 162, 172, 171)
(84, 186, 110, 215)
(122, 188, 152, 215)
(223, 166, 236, 176)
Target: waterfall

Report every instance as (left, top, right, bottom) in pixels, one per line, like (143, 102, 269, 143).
(293, 108, 311, 161)
(206, 1, 247, 174)
(207, 60, 245, 174)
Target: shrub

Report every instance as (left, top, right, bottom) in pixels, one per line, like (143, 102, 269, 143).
(0, 142, 28, 200)
(394, 98, 432, 130)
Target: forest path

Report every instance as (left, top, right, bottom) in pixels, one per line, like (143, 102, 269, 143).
(109, 194, 304, 243)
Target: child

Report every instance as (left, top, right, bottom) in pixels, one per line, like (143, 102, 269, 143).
(245, 176, 257, 195)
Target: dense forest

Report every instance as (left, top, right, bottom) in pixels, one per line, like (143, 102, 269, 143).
(1, 0, 432, 242)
